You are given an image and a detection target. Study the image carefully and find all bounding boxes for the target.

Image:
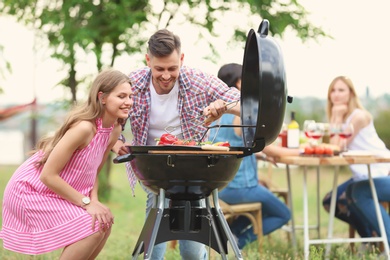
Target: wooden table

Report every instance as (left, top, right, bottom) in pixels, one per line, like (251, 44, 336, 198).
(275, 154, 390, 259)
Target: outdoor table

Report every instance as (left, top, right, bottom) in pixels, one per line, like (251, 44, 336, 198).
(274, 154, 390, 259)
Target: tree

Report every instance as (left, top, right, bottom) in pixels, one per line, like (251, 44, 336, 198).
(374, 109, 390, 149)
(1, 0, 148, 102)
(0, 0, 327, 200)
(0, 44, 12, 93)
(1, 0, 326, 102)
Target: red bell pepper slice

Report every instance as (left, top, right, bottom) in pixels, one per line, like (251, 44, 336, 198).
(158, 133, 178, 145)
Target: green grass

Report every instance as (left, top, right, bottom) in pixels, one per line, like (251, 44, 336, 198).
(0, 163, 384, 259)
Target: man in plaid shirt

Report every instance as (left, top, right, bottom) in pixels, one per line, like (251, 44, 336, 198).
(113, 28, 240, 260)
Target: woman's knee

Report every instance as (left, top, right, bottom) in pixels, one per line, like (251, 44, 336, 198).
(90, 227, 111, 242)
(282, 209, 291, 224)
(347, 180, 370, 202)
(104, 226, 112, 239)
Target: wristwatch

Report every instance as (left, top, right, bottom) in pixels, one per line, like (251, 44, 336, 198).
(82, 197, 91, 207)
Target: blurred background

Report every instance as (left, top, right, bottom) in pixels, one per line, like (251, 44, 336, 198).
(1, 0, 390, 165)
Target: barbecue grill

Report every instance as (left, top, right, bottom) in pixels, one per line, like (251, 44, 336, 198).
(114, 19, 290, 260)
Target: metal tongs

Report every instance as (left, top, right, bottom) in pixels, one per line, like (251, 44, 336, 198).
(164, 100, 239, 135)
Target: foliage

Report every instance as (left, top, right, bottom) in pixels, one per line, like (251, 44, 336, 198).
(374, 108, 390, 149)
(284, 96, 327, 126)
(0, 0, 328, 198)
(0, 0, 327, 102)
(235, 0, 327, 39)
(98, 153, 112, 201)
(0, 44, 12, 92)
(0, 0, 148, 102)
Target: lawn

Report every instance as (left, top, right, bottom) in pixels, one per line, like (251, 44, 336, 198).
(0, 163, 383, 259)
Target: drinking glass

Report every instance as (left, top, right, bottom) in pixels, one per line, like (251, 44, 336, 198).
(304, 120, 325, 146)
(303, 120, 316, 145)
(339, 123, 354, 152)
(312, 123, 325, 144)
(329, 123, 341, 139)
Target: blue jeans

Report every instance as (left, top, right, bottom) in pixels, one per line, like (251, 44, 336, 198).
(346, 177, 390, 247)
(322, 178, 372, 238)
(219, 185, 291, 249)
(143, 186, 208, 260)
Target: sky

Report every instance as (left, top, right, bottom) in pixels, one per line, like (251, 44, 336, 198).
(1, 0, 390, 105)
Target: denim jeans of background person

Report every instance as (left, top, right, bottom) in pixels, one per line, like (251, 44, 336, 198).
(346, 177, 390, 251)
(112, 30, 241, 259)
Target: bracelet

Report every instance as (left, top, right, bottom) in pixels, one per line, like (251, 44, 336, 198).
(118, 134, 126, 143)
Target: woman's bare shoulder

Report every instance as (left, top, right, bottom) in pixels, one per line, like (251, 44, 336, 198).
(72, 120, 94, 131)
(351, 109, 371, 127)
(67, 120, 95, 139)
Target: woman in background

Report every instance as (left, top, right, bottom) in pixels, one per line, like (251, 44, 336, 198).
(322, 75, 390, 254)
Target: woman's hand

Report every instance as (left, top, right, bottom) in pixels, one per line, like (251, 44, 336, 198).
(84, 200, 114, 232)
(112, 140, 130, 155)
(331, 104, 348, 123)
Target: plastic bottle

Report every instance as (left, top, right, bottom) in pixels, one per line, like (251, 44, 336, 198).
(287, 111, 300, 148)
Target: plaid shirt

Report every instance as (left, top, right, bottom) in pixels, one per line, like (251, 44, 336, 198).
(125, 66, 240, 194)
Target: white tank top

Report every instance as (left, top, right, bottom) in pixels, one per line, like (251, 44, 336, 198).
(346, 109, 390, 180)
(146, 81, 182, 145)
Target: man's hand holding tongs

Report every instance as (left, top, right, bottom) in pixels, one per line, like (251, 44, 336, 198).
(203, 99, 240, 126)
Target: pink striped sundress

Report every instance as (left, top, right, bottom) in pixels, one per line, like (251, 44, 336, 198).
(0, 118, 113, 255)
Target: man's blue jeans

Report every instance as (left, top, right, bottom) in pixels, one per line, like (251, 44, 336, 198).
(219, 185, 291, 249)
(143, 185, 208, 260)
(346, 177, 390, 248)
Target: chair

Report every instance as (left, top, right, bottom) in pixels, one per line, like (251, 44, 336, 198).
(258, 162, 291, 242)
(169, 200, 263, 252)
(349, 201, 390, 253)
(259, 161, 289, 205)
(218, 199, 263, 251)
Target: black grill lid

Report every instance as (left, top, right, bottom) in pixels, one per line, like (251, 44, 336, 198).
(240, 19, 288, 153)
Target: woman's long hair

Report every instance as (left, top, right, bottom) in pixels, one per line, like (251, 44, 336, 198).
(32, 69, 130, 165)
(326, 75, 366, 122)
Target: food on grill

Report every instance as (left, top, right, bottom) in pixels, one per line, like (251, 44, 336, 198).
(156, 133, 229, 147)
(157, 133, 179, 145)
(201, 144, 230, 151)
(211, 141, 230, 147)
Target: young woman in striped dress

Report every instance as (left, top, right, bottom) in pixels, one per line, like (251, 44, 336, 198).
(0, 69, 133, 259)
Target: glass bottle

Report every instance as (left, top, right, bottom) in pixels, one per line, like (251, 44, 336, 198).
(287, 111, 300, 148)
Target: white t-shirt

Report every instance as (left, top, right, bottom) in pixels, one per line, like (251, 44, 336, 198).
(146, 80, 182, 145)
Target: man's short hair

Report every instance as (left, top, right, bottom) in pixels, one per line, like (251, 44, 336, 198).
(147, 29, 181, 57)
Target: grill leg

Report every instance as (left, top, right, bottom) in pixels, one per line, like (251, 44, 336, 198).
(212, 189, 244, 260)
(132, 188, 165, 260)
(132, 188, 242, 259)
(205, 196, 228, 259)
